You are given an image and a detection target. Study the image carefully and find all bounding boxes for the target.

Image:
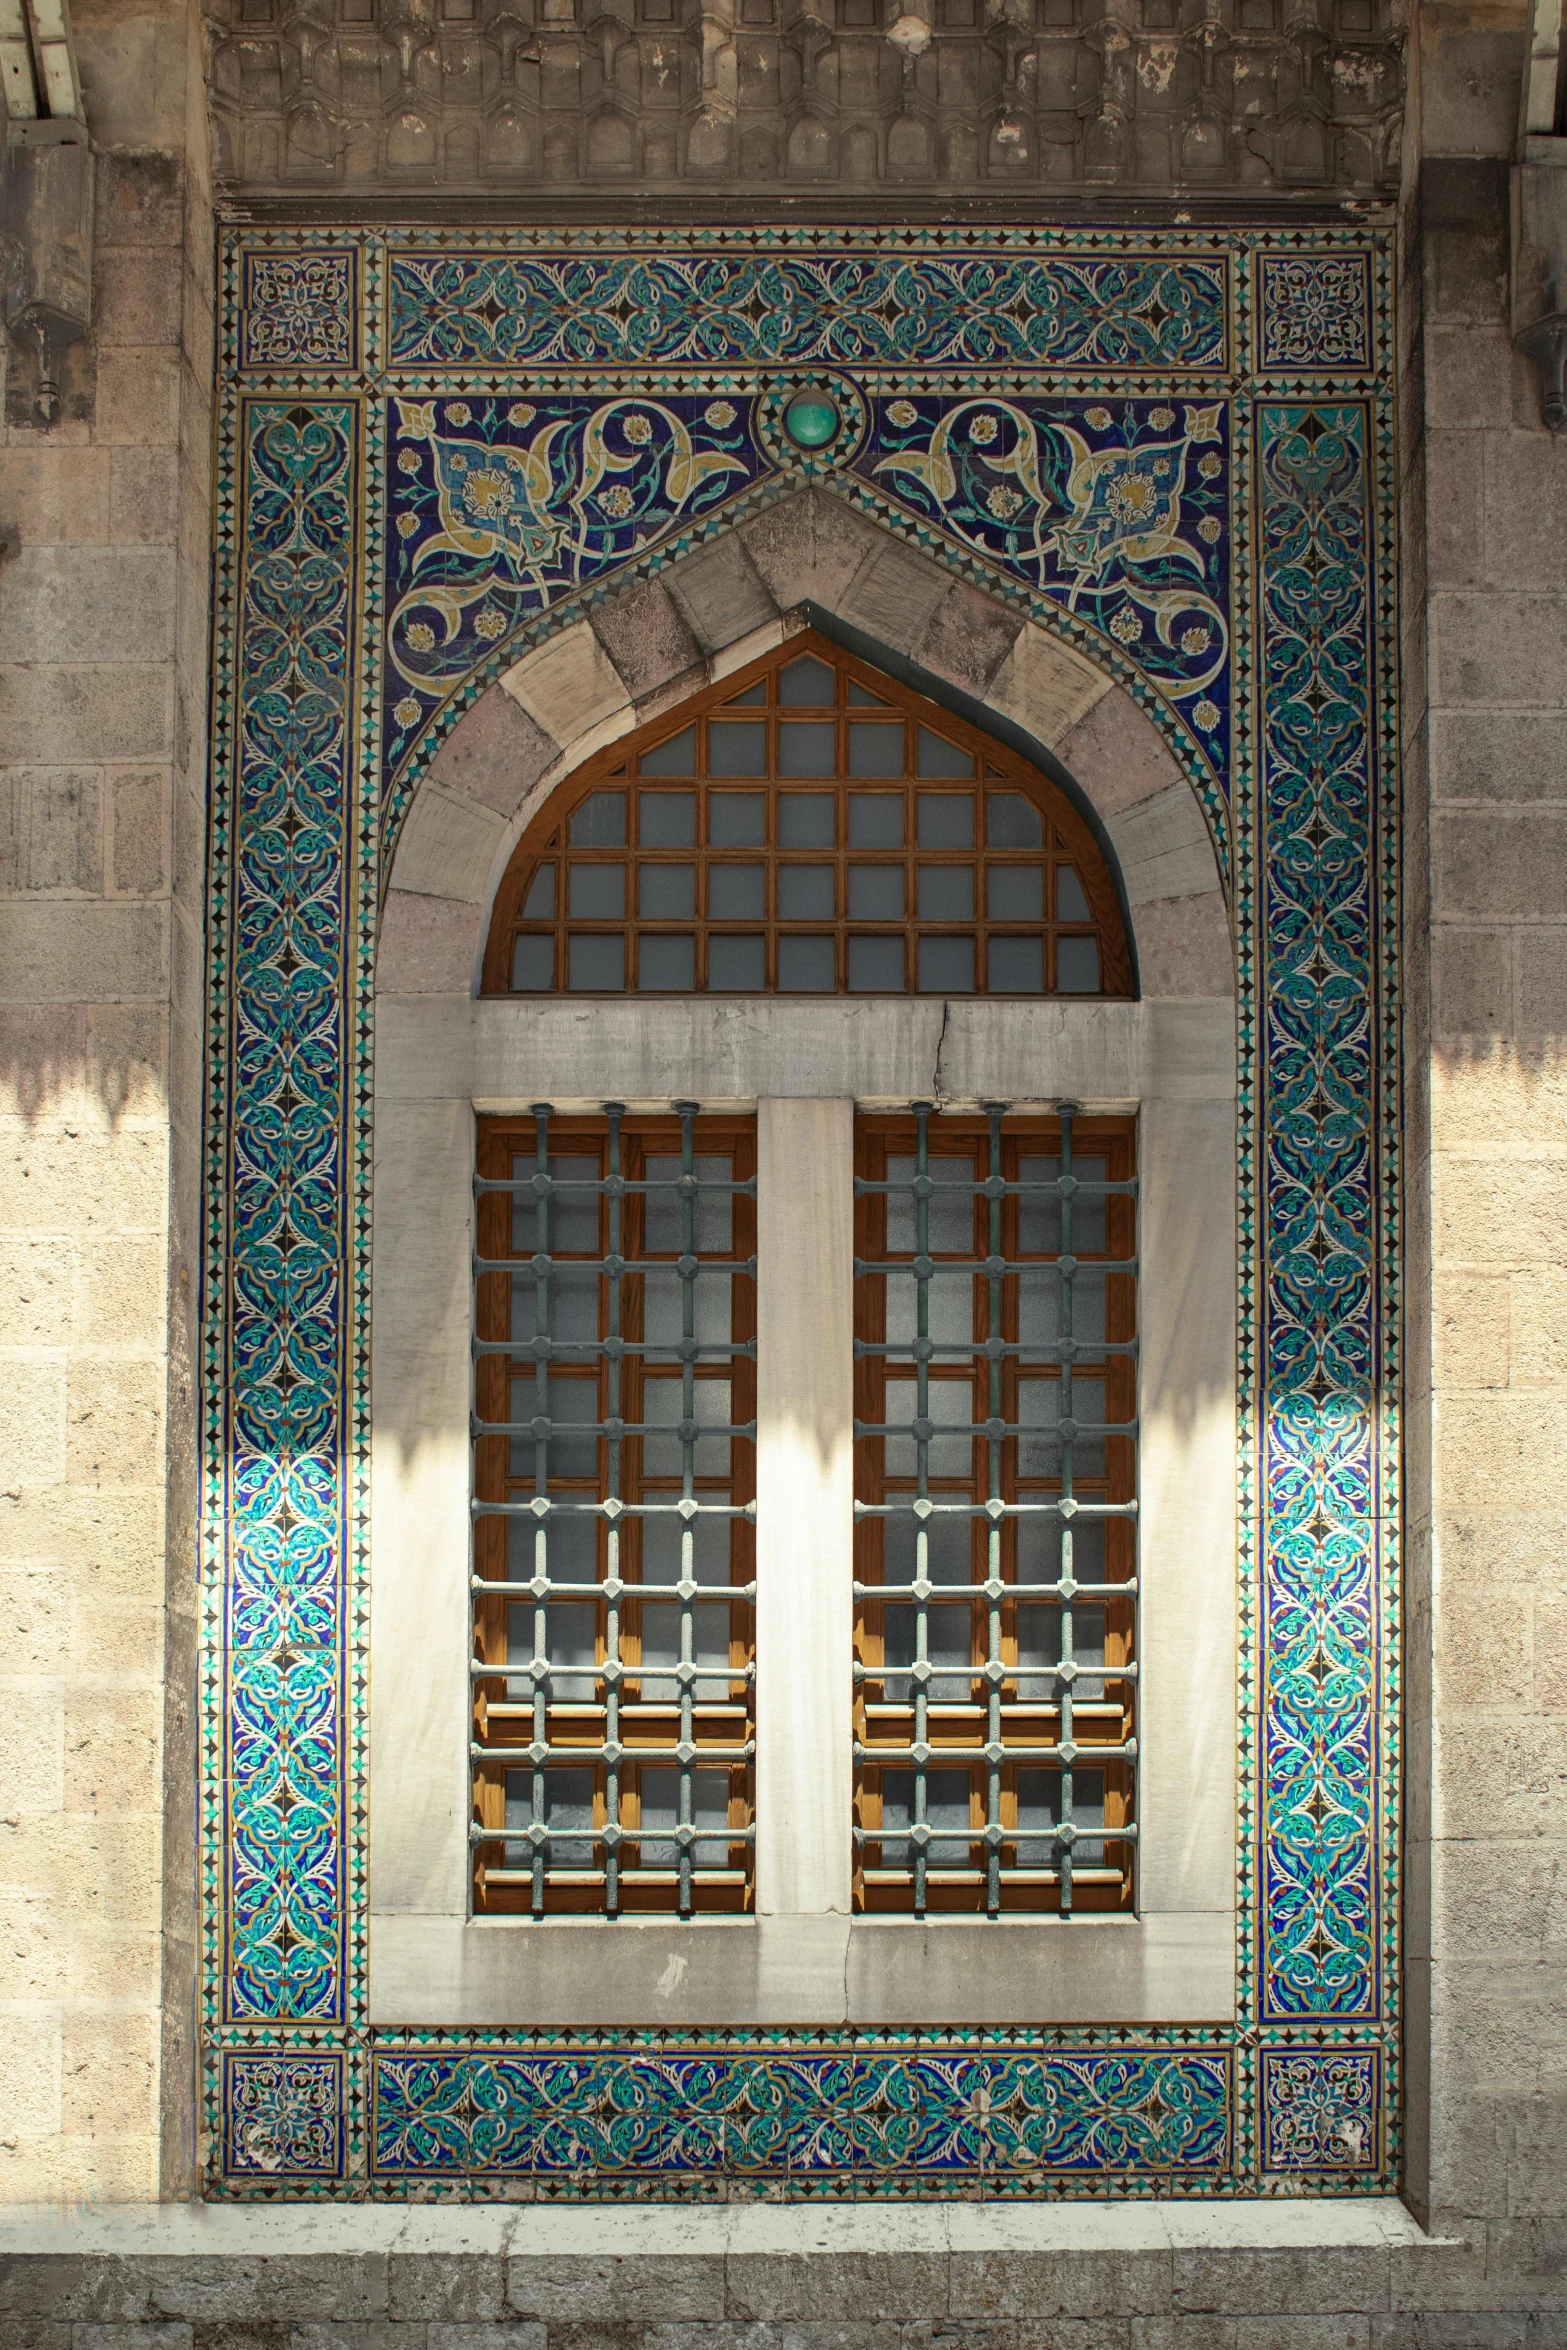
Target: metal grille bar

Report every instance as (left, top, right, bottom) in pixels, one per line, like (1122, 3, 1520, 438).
(852, 1101, 1139, 1921)
(471, 1101, 757, 1919)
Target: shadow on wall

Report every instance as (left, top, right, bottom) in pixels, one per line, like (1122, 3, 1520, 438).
(0, 1007, 167, 1127)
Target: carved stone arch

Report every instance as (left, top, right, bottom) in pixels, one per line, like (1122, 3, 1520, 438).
(378, 489, 1231, 1005)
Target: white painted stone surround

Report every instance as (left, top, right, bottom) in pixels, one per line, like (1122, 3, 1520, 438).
(368, 516, 1237, 2032)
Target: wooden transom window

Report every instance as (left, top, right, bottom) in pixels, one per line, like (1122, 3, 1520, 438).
(853, 1105, 1138, 1918)
(472, 1106, 757, 1918)
(483, 633, 1132, 1000)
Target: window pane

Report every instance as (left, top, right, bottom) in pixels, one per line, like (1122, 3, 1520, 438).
(778, 793, 835, 848)
(639, 863, 695, 917)
(644, 1154, 733, 1251)
(778, 652, 836, 704)
(987, 789, 1044, 847)
(849, 679, 892, 706)
(988, 936, 1044, 993)
(709, 791, 766, 846)
(778, 934, 834, 990)
(708, 863, 765, 919)
(918, 864, 974, 920)
(522, 864, 555, 917)
(848, 722, 904, 777)
(778, 721, 836, 777)
(917, 792, 974, 848)
(917, 726, 974, 778)
(568, 933, 625, 990)
(569, 790, 627, 846)
(1056, 935, 1101, 993)
(918, 935, 975, 993)
(848, 792, 904, 847)
(1056, 864, 1092, 921)
(638, 934, 695, 990)
(709, 720, 767, 775)
(721, 680, 765, 706)
(848, 935, 905, 992)
(987, 864, 1043, 919)
(511, 1151, 600, 1254)
(778, 864, 835, 920)
(640, 791, 696, 846)
(707, 934, 765, 989)
(848, 865, 904, 919)
(569, 863, 625, 918)
(637, 1767, 730, 1865)
(642, 1375, 732, 1478)
(511, 934, 554, 991)
(638, 726, 696, 778)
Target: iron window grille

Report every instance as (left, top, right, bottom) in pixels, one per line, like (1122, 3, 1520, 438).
(471, 1103, 757, 1918)
(853, 1102, 1139, 1918)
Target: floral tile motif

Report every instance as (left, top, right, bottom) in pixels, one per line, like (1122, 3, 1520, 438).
(204, 221, 1398, 2199)
(1260, 2046, 1380, 2172)
(1256, 254, 1374, 375)
(242, 252, 358, 372)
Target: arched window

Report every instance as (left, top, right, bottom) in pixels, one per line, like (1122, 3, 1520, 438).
(482, 633, 1133, 1000)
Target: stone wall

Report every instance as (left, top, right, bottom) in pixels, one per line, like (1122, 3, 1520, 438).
(0, 0, 210, 2203)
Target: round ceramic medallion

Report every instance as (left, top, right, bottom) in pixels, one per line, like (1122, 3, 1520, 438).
(782, 388, 841, 450)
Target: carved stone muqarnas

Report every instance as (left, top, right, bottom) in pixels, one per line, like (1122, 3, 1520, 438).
(204, 0, 1404, 195)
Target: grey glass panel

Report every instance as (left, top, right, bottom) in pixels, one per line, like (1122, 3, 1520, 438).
(848, 792, 904, 848)
(569, 863, 625, 918)
(709, 791, 766, 846)
(1016, 1766, 1105, 1864)
(885, 1152, 977, 1254)
(988, 864, 1043, 920)
(878, 1768, 971, 1862)
(643, 1266, 733, 1351)
(708, 863, 764, 919)
(522, 864, 555, 918)
(642, 1511, 733, 1586)
(848, 723, 905, 778)
(918, 863, 974, 920)
(1056, 935, 1101, 993)
(720, 680, 766, 706)
(848, 679, 892, 706)
(639, 863, 695, 917)
(918, 934, 975, 993)
(1056, 864, 1092, 921)
(779, 792, 836, 848)
(848, 935, 905, 993)
(644, 1153, 733, 1252)
(881, 1597, 973, 1703)
(637, 1600, 732, 1704)
(917, 726, 974, 778)
(1015, 1602, 1106, 1702)
(884, 1374, 974, 1478)
(884, 1265, 973, 1350)
(639, 791, 697, 846)
(987, 789, 1044, 848)
(511, 1151, 601, 1253)
(638, 933, 695, 991)
(536, 1600, 597, 1700)
(779, 652, 836, 704)
(849, 864, 904, 919)
(1019, 1155, 1106, 1254)
(512, 1263, 599, 1345)
(506, 1507, 598, 1585)
(523, 1375, 600, 1479)
(709, 720, 766, 775)
(642, 1374, 732, 1477)
(988, 936, 1044, 994)
(778, 863, 835, 920)
(506, 1766, 595, 1866)
(637, 1766, 730, 1865)
(1014, 1515, 1105, 1586)
(707, 933, 765, 990)
(778, 721, 836, 777)
(569, 790, 627, 846)
(511, 934, 554, 991)
(778, 934, 834, 990)
(567, 933, 625, 991)
(1018, 1373, 1106, 1478)
(638, 726, 696, 778)
(917, 792, 974, 848)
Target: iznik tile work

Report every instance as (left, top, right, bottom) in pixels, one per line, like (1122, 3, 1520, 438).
(206, 220, 1398, 2198)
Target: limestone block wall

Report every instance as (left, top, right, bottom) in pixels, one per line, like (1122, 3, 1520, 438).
(0, 0, 211, 2202)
